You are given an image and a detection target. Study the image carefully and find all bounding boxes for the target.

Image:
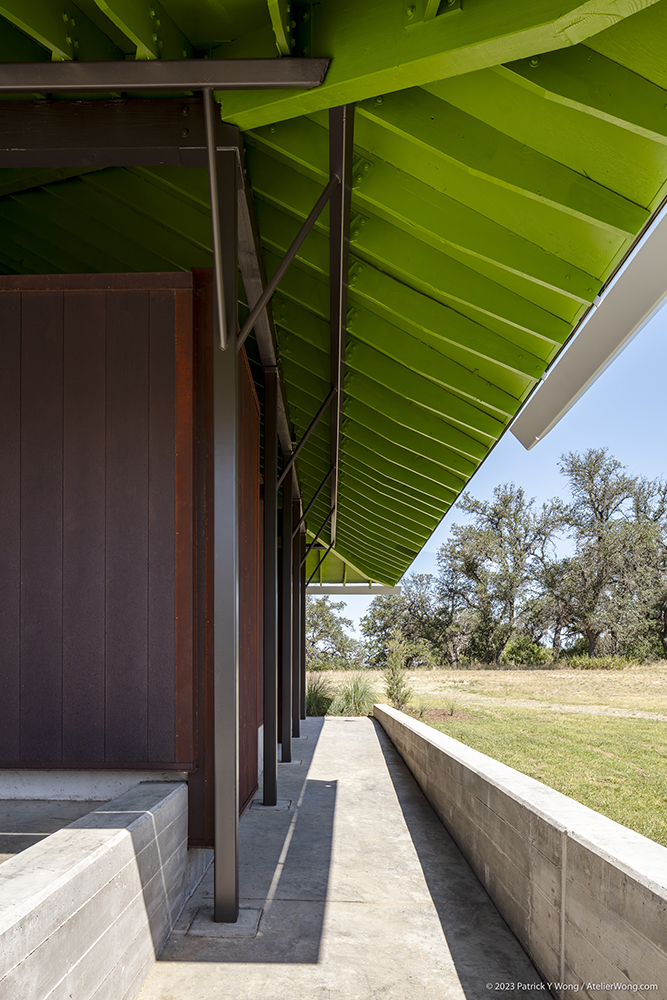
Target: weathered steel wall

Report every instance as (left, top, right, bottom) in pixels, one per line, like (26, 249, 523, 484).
(0, 273, 196, 769)
(0, 270, 263, 842)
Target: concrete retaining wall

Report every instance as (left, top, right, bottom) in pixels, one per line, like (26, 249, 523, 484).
(0, 781, 200, 1000)
(374, 704, 667, 999)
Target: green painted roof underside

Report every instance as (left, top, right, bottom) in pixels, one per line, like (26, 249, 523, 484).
(2, 2, 667, 585)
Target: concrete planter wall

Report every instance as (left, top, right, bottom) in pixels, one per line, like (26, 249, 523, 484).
(0, 781, 206, 1000)
(374, 705, 667, 999)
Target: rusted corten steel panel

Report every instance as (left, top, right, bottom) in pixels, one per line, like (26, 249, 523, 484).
(0, 272, 196, 769)
(188, 271, 263, 846)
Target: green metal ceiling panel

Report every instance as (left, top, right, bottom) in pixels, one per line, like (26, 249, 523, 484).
(2, 1, 667, 585)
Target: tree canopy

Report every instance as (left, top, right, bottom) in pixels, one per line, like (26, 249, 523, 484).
(308, 449, 667, 668)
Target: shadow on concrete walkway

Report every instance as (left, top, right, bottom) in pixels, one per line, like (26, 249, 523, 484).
(138, 716, 544, 1000)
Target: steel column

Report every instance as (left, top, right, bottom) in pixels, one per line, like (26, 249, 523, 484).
(291, 499, 301, 738)
(300, 531, 307, 720)
(263, 368, 279, 806)
(212, 150, 239, 924)
(280, 468, 293, 763)
(328, 105, 355, 547)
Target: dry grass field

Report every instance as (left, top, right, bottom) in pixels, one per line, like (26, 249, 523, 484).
(310, 664, 667, 845)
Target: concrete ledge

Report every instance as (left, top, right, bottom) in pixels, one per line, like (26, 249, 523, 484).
(0, 781, 191, 1000)
(0, 770, 190, 801)
(374, 704, 667, 998)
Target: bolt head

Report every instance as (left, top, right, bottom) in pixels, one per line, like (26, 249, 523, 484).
(182, 106, 190, 115)
(182, 128, 189, 137)
(375, 96, 384, 106)
(530, 56, 540, 68)
(406, 5, 415, 17)
(356, 174, 363, 182)
(62, 12, 68, 22)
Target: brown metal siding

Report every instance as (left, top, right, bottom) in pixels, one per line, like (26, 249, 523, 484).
(0, 274, 195, 768)
(0, 292, 21, 762)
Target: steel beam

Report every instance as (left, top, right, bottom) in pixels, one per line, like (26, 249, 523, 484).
(280, 470, 293, 763)
(292, 499, 301, 738)
(0, 57, 330, 93)
(328, 105, 355, 547)
(263, 367, 279, 806)
(212, 150, 239, 924)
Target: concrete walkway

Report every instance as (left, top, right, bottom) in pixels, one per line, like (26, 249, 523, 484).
(138, 716, 542, 1000)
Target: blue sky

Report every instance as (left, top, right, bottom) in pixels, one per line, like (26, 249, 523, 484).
(341, 306, 667, 636)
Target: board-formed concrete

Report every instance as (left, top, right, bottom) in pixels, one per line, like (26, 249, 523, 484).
(374, 704, 667, 1000)
(138, 716, 541, 1000)
(0, 781, 193, 1000)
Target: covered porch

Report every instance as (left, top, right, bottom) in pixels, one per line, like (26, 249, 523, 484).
(138, 715, 540, 1000)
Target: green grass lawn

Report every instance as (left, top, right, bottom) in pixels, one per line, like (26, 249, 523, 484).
(420, 705, 667, 847)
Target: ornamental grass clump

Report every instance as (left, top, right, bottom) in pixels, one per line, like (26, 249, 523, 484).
(305, 674, 335, 716)
(384, 629, 413, 711)
(330, 675, 378, 716)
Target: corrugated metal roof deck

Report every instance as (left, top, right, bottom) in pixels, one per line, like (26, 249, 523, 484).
(1, 1, 667, 585)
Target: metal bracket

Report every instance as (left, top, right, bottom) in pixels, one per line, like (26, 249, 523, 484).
(404, 0, 462, 29)
(293, 1, 317, 56)
(350, 213, 367, 243)
(348, 259, 365, 287)
(352, 155, 373, 188)
(347, 306, 360, 328)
